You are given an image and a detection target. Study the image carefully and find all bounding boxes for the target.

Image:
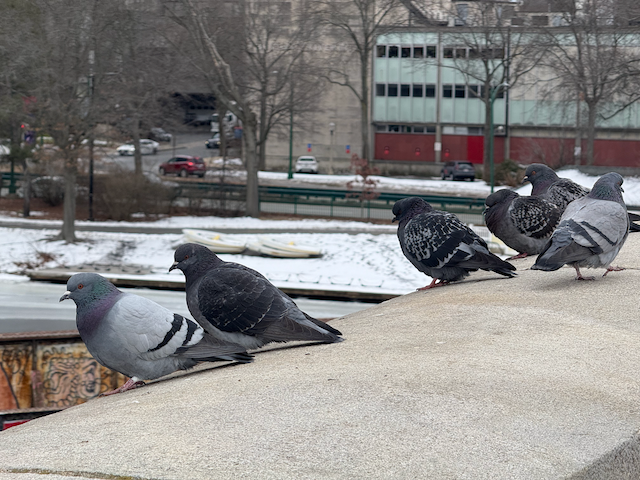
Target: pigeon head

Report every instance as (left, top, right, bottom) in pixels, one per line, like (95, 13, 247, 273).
(588, 172, 624, 202)
(392, 197, 433, 224)
(59, 272, 120, 307)
(522, 164, 559, 194)
(485, 189, 518, 209)
(170, 243, 223, 275)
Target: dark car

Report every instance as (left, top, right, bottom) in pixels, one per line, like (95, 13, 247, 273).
(159, 155, 206, 178)
(440, 161, 476, 181)
(149, 127, 172, 142)
(205, 133, 220, 149)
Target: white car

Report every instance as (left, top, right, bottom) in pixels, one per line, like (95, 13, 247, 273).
(294, 155, 319, 174)
(116, 139, 159, 156)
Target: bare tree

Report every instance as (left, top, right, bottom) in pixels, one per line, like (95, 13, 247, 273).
(312, 0, 403, 162)
(535, 0, 640, 165)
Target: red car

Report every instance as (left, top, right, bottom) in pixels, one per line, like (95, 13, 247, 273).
(159, 155, 206, 178)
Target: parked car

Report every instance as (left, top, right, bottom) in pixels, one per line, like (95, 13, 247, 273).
(158, 155, 206, 178)
(149, 127, 172, 142)
(295, 155, 318, 174)
(440, 161, 476, 181)
(116, 139, 159, 156)
(205, 133, 220, 149)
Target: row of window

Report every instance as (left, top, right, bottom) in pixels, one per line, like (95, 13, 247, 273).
(375, 83, 505, 99)
(376, 124, 485, 135)
(376, 45, 505, 60)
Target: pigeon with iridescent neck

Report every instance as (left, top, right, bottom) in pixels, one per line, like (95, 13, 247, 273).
(60, 273, 252, 396)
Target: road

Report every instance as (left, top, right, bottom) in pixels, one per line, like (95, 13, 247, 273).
(99, 132, 216, 176)
(0, 279, 371, 334)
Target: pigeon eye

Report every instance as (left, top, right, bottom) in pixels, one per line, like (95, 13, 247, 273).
(78, 284, 84, 289)
(184, 255, 189, 259)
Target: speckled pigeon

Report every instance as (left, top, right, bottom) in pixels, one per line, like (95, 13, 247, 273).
(523, 163, 640, 230)
(60, 273, 253, 396)
(392, 197, 516, 290)
(170, 244, 343, 349)
(531, 172, 629, 280)
(484, 189, 562, 259)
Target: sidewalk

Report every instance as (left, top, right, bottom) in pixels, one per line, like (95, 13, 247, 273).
(1, 235, 640, 478)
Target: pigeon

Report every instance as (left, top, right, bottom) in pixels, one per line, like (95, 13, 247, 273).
(523, 163, 640, 230)
(392, 197, 516, 290)
(531, 172, 629, 280)
(60, 272, 253, 396)
(523, 163, 590, 211)
(484, 189, 562, 259)
(170, 243, 343, 350)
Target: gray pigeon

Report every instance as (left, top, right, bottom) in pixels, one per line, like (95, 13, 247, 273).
(170, 244, 343, 350)
(60, 273, 253, 396)
(523, 163, 640, 230)
(484, 189, 562, 259)
(392, 197, 516, 290)
(531, 172, 629, 280)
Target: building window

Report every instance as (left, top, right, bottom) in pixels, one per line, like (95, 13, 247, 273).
(376, 83, 386, 96)
(495, 85, 505, 98)
(425, 84, 436, 97)
(455, 84, 466, 98)
(388, 125, 400, 132)
(400, 84, 410, 97)
(388, 84, 398, 97)
(413, 84, 423, 97)
(443, 47, 454, 59)
(376, 124, 387, 132)
(468, 85, 479, 98)
(388, 46, 399, 58)
(425, 126, 436, 134)
(455, 48, 467, 59)
(443, 85, 453, 98)
(376, 45, 386, 58)
(413, 46, 424, 58)
(401, 125, 412, 133)
(426, 45, 437, 58)
(468, 127, 483, 135)
(401, 47, 411, 58)
(414, 126, 425, 133)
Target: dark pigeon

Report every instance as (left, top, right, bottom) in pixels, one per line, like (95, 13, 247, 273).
(484, 189, 562, 259)
(60, 272, 253, 396)
(531, 172, 629, 280)
(170, 244, 343, 350)
(523, 163, 640, 230)
(392, 197, 516, 290)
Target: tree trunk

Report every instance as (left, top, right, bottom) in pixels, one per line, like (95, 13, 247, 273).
(482, 98, 492, 181)
(258, 93, 267, 170)
(60, 156, 77, 242)
(361, 51, 370, 161)
(22, 164, 31, 218)
(132, 116, 142, 176)
(586, 102, 596, 166)
(243, 112, 260, 217)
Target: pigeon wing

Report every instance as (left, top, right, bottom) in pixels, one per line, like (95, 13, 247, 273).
(196, 267, 283, 336)
(107, 294, 203, 361)
(510, 196, 561, 239)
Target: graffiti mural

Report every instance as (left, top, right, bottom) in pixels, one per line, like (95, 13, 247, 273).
(0, 335, 125, 411)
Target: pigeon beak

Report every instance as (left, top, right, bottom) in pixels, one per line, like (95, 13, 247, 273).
(521, 175, 530, 185)
(392, 216, 398, 223)
(59, 291, 71, 302)
(168, 261, 178, 272)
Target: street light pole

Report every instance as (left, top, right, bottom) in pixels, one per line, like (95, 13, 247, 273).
(329, 122, 335, 175)
(489, 82, 509, 194)
(288, 87, 294, 179)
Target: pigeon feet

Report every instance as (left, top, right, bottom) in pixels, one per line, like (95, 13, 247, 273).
(417, 279, 450, 290)
(574, 266, 595, 281)
(603, 266, 625, 277)
(507, 252, 529, 260)
(100, 378, 146, 396)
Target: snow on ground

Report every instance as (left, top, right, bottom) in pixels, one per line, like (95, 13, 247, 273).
(0, 168, 639, 296)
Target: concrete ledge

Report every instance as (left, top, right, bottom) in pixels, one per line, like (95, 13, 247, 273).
(2, 236, 640, 479)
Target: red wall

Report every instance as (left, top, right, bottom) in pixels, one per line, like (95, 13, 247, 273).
(375, 133, 640, 168)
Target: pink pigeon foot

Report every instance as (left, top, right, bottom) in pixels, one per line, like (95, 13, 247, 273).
(100, 378, 146, 396)
(574, 266, 595, 281)
(603, 266, 625, 277)
(507, 252, 529, 260)
(418, 278, 450, 290)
